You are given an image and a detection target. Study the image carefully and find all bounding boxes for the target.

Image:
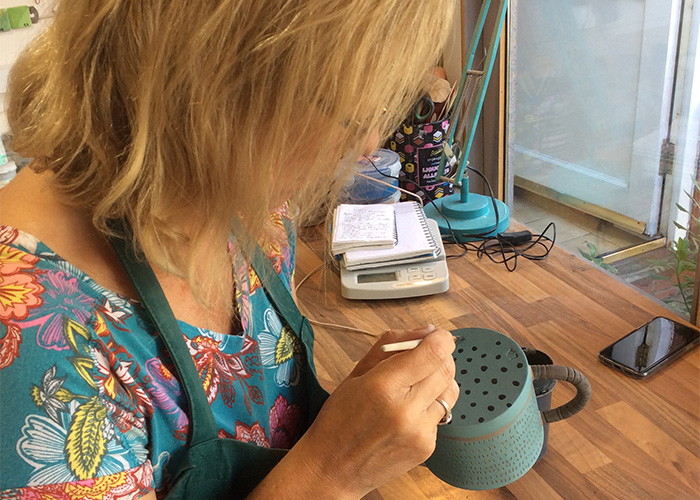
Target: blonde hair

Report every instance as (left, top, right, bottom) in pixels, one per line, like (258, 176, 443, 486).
(8, 0, 454, 306)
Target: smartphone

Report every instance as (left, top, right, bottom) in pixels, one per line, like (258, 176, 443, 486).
(598, 316, 700, 378)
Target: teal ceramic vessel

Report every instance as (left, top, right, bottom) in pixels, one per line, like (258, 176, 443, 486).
(426, 328, 591, 490)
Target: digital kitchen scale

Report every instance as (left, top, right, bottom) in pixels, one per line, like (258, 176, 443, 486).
(340, 218, 449, 300)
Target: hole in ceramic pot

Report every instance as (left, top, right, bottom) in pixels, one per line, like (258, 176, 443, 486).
(450, 330, 535, 429)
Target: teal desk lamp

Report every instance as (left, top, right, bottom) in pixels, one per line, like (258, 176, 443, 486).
(423, 0, 510, 242)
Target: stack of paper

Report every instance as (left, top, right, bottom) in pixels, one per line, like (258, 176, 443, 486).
(331, 204, 398, 255)
(332, 202, 441, 271)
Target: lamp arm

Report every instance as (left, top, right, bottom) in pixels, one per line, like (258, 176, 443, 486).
(437, 0, 510, 189)
(445, 0, 493, 148)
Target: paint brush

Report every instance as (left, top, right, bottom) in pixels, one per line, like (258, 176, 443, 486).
(381, 335, 463, 353)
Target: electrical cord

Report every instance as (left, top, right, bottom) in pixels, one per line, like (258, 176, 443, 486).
(353, 172, 424, 206)
(364, 155, 489, 255)
(294, 262, 325, 290)
(363, 156, 470, 251)
(461, 165, 501, 238)
(363, 154, 555, 271)
(363, 155, 500, 238)
(294, 261, 380, 338)
(476, 222, 557, 272)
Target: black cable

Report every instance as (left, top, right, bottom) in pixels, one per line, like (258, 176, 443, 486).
(462, 165, 501, 238)
(476, 222, 557, 272)
(362, 154, 555, 270)
(364, 154, 498, 246)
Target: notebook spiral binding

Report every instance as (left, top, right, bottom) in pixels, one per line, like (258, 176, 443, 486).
(390, 210, 399, 247)
(411, 201, 442, 257)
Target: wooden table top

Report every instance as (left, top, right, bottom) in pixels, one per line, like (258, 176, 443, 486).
(295, 225, 700, 500)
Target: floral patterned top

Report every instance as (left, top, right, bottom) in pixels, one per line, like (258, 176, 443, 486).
(0, 207, 312, 499)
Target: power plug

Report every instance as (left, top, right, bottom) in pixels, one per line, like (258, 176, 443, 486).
(497, 230, 533, 246)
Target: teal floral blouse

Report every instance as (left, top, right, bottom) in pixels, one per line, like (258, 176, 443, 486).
(0, 206, 311, 499)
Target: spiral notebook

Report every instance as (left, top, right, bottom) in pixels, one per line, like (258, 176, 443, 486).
(342, 201, 440, 271)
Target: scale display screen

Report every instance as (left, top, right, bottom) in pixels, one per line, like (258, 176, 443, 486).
(357, 271, 399, 284)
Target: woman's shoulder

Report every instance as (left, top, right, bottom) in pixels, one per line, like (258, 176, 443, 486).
(0, 169, 138, 300)
(0, 223, 138, 318)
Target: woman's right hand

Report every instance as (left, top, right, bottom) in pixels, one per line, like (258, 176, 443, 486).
(251, 326, 458, 499)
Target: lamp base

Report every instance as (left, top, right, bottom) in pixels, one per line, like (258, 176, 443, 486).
(423, 191, 510, 242)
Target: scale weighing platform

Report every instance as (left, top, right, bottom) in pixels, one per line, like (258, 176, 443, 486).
(340, 218, 449, 300)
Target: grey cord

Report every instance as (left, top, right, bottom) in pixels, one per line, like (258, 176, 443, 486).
(294, 261, 380, 339)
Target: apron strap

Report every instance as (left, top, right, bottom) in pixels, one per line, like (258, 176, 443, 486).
(245, 244, 310, 344)
(241, 241, 326, 418)
(232, 222, 316, 363)
(109, 221, 220, 446)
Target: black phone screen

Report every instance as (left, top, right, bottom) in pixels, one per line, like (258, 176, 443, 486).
(599, 317, 700, 374)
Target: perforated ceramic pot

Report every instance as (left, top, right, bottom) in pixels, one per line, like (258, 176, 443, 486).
(425, 328, 591, 490)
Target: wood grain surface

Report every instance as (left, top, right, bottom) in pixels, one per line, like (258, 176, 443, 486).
(295, 224, 700, 500)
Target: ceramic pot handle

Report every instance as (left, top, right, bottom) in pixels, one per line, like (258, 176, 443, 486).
(531, 365, 591, 423)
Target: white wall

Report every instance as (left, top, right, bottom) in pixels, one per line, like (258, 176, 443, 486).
(0, 0, 55, 134)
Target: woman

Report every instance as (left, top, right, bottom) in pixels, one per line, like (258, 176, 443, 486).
(0, 0, 459, 498)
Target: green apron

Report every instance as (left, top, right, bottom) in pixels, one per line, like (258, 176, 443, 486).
(109, 223, 329, 499)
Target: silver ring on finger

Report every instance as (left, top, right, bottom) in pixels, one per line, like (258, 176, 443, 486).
(435, 398, 452, 425)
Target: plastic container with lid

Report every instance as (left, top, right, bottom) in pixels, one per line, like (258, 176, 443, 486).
(0, 160, 17, 189)
(0, 136, 7, 166)
(339, 149, 401, 204)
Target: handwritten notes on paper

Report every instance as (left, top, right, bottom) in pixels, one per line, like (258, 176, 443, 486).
(331, 204, 398, 255)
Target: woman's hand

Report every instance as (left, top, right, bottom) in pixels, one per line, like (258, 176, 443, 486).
(350, 324, 444, 378)
(251, 325, 458, 499)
